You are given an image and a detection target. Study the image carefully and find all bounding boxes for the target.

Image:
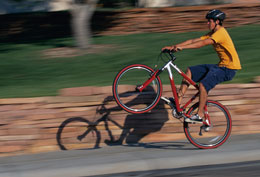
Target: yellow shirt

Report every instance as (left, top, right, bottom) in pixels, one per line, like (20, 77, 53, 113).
(201, 27, 242, 70)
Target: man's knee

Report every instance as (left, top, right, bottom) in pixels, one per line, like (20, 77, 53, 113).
(182, 68, 191, 86)
(199, 82, 207, 93)
(186, 68, 191, 77)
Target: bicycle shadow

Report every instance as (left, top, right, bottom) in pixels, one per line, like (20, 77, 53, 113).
(123, 142, 196, 150)
(56, 91, 189, 150)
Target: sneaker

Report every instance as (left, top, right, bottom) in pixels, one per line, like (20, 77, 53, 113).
(161, 97, 176, 109)
(168, 97, 176, 109)
(204, 125, 211, 132)
(185, 114, 203, 123)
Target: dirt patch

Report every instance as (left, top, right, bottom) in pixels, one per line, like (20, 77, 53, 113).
(41, 44, 116, 58)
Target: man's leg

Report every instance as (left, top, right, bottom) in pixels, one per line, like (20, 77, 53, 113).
(185, 82, 207, 123)
(195, 67, 236, 118)
(178, 68, 192, 104)
(197, 82, 208, 118)
(184, 64, 212, 123)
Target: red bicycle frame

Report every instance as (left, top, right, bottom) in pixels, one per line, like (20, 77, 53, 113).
(137, 53, 210, 126)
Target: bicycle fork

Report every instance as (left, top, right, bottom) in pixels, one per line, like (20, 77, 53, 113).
(136, 69, 161, 92)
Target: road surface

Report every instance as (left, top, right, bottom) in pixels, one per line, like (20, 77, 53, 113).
(0, 133, 259, 177)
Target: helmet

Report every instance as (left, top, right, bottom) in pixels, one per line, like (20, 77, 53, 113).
(206, 9, 226, 22)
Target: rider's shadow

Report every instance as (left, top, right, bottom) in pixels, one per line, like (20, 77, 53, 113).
(105, 99, 169, 145)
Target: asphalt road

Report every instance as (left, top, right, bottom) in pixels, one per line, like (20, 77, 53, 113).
(92, 160, 260, 177)
(0, 133, 260, 177)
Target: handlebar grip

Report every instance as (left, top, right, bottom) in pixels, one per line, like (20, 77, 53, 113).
(162, 49, 177, 54)
(162, 49, 172, 53)
(161, 49, 177, 61)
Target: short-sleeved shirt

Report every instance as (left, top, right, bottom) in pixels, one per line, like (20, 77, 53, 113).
(200, 27, 242, 70)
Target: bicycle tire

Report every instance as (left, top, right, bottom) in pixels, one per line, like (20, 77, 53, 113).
(113, 64, 162, 114)
(56, 117, 101, 150)
(184, 100, 232, 149)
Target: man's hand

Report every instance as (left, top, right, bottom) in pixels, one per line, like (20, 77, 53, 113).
(161, 46, 174, 52)
(162, 45, 182, 52)
(173, 46, 182, 52)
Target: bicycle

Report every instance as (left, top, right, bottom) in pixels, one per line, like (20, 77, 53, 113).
(112, 50, 232, 149)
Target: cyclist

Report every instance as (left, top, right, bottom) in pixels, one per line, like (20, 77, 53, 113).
(162, 9, 242, 123)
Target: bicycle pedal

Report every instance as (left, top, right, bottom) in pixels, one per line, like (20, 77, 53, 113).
(204, 126, 211, 132)
(161, 97, 171, 104)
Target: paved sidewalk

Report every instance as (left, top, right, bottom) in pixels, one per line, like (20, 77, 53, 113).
(0, 133, 259, 177)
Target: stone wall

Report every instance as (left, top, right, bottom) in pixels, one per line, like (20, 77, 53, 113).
(138, 0, 232, 7)
(0, 80, 260, 157)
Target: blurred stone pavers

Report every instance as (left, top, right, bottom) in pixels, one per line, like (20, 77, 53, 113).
(97, 3, 260, 36)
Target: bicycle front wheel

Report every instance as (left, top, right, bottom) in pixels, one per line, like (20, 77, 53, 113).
(113, 64, 162, 114)
(184, 101, 232, 149)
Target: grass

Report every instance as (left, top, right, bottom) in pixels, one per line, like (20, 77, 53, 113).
(0, 24, 260, 98)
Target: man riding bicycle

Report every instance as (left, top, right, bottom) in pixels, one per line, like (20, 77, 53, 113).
(162, 9, 242, 123)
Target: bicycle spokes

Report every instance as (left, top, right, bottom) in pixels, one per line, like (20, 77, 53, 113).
(113, 64, 162, 114)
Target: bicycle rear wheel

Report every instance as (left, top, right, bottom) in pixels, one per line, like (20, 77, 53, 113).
(113, 64, 162, 114)
(57, 117, 101, 150)
(184, 101, 232, 149)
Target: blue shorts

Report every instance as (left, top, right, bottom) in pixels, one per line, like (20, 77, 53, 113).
(189, 64, 236, 93)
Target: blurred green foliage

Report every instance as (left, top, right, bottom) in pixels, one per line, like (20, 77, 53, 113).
(0, 24, 259, 98)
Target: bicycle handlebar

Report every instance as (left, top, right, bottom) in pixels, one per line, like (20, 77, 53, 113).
(161, 49, 174, 54)
(161, 49, 177, 62)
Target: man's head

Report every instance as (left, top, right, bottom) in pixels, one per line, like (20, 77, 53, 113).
(206, 9, 226, 31)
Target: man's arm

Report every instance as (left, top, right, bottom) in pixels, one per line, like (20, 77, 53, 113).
(162, 38, 214, 52)
(179, 38, 214, 50)
(175, 38, 202, 47)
